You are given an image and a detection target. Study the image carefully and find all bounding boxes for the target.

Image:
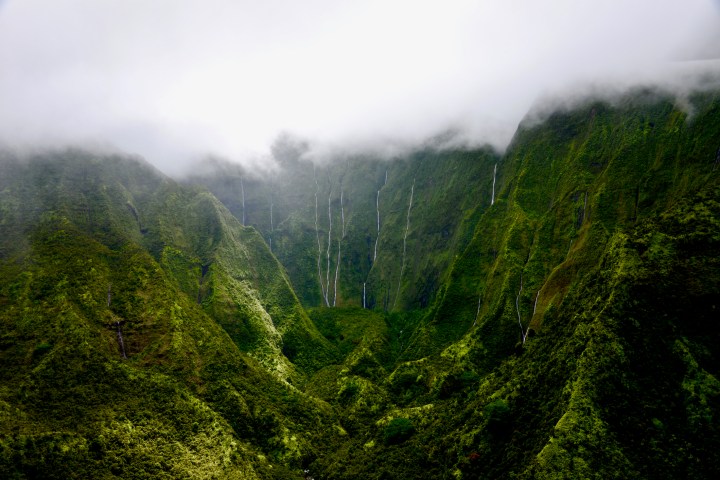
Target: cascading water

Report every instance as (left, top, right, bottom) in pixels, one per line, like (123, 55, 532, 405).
(394, 180, 414, 309)
(473, 294, 482, 327)
(374, 190, 380, 263)
(333, 239, 341, 306)
(366, 171, 388, 309)
(516, 273, 527, 344)
(325, 186, 333, 307)
(340, 189, 345, 238)
(314, 167, 327, 304)
(115, 322, 127, 359)
(333, 189, 346, 307)
(491, 163, 497, 206)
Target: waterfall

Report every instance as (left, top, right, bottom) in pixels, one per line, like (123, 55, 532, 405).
(516, 274, 527, 344)
(106, 283, 112, 307)
(240, 176, 246, 226)
(330, 188, 345, 307)
(473, 295, 482, 327)
(374, 189, 380, 263)
(491, 163, 497, 206)
(314, 167, 327, 304)
(333, 239, 341, 306)
(340, 190, 345, 238)
(115, 321, 127, 359)
(384, 169, 388, 186)
(363, 282, 366, 309)
(394, 180, 415, 309)
(533, 290, 540, 316)
(325, 186, 333, 307)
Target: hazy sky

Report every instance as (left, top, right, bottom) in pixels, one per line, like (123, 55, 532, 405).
(1, 0, 719, 173)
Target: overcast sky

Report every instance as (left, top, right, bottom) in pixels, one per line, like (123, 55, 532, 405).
(1, 0, 719, 173)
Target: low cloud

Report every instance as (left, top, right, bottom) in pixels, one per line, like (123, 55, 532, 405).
(1, 0, 719, 174)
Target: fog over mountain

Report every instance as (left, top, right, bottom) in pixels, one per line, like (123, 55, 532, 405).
(1, 0, 719, 173)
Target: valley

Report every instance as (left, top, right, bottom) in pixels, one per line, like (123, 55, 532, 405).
(1, 88, 719, 479)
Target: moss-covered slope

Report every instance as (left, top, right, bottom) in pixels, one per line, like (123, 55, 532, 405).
(303, 89, 720, 479)
(0, 151, 340, 479)
(188, 146, 499, 311)
(1, 87, 719, 479)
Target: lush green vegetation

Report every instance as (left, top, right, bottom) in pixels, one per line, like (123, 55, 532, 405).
(1, 87, 719, 478)
(189, 145, 498, 311)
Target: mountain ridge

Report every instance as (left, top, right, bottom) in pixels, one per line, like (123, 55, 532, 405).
(1, 87, 719, 478)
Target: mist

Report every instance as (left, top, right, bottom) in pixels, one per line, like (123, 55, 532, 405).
(1, 0, 719, 174)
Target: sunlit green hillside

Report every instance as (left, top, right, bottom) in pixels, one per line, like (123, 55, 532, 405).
(1, 88, 719, 479)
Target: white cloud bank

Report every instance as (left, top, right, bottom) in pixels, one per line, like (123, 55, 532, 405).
(1, 0, 719, 173)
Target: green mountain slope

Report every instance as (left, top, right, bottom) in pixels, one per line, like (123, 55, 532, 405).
(407, 89, 720, 361)
(300, 90, 720, 479)
(188, 144, 499, 311)
(0, 151, 340, 479)
(1, 87, 719, 479)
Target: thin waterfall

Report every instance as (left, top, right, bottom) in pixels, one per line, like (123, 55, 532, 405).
(363, 282, 366, 309)
(374, 190, 380, 263)
(325, 185, 333, 307)
(330, 187, 346, 307)
(473, 295, 482, 327)
(533, 290, 540, 316)
(333, 239, 341, 306)
(491, 163, 497, 206)
(115, 322, 127, 359)
(516, 274, 527, 344)
(340, 190, 345, 238)
(394, 180, 415, 309)
(329, 188, 344, 307)
(314, 167, 326, 303)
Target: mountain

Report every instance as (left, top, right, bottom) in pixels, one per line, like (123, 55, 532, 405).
(187, 143, 499, 312)
(1, 87, 719, 479)
(0, 151, 341, 478)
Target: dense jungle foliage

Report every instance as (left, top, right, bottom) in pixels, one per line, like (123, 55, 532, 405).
(1, 88, 719, 478)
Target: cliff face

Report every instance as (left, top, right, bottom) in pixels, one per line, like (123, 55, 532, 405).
(188, 146, 500, 311)
(1, 88, 719, 479)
